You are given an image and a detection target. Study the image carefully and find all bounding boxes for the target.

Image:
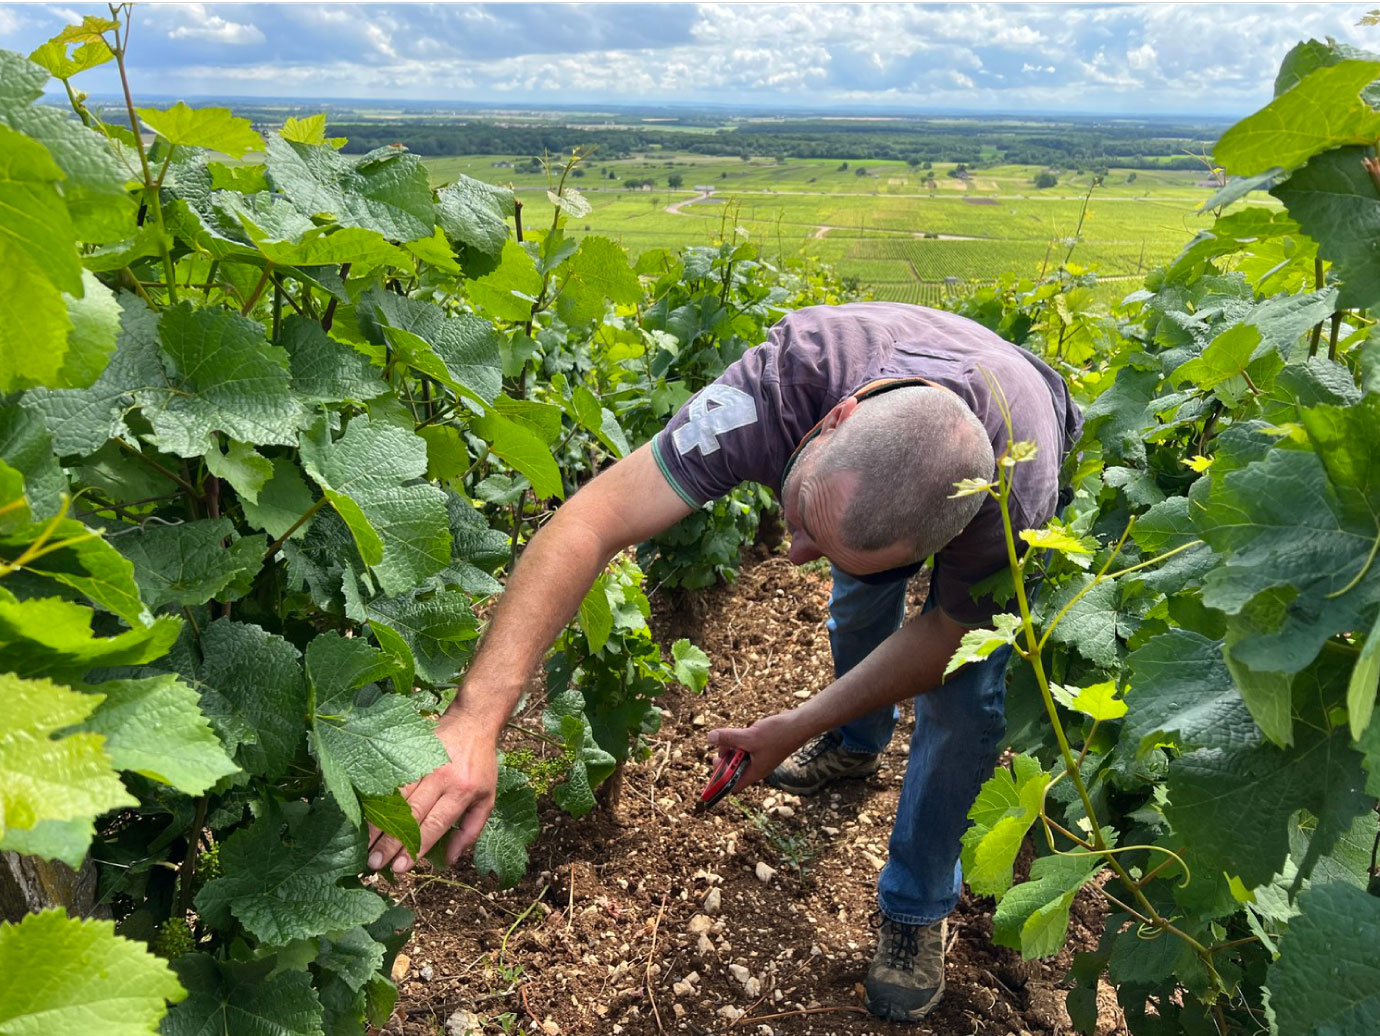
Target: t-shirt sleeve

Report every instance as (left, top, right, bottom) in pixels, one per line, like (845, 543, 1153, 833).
(651, 342, 795, 507)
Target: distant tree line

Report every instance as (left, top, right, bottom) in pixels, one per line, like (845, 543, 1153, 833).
(327, 118, 1219, 170)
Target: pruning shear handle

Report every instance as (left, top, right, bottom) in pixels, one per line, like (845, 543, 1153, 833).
(697, 747, 750, 812)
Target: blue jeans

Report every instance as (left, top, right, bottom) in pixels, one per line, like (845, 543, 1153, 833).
(828, 565, 1010, 925)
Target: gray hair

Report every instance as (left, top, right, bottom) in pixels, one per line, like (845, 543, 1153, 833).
(816, 386, 994, 558)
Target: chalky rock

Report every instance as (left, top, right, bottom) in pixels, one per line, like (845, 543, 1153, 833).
(755, 861, 777, 883)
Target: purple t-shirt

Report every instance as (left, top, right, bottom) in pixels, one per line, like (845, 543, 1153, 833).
(651, 302, 1082, 626)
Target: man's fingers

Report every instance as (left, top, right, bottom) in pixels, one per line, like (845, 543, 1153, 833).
(367, 776, 447, 870)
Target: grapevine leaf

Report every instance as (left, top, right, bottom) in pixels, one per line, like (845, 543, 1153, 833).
(113, 518, 266, 610)
(671, 639, 710, 693)
(0, 595, 180, 681)
(1127, 495, 1215, 595)
(280, 315, 381, 405)
(1214, 60, 1380, 177)
(493, 396, 562, 443)
(960, 753, 1049, 897)
(138, 302, 304, 458)
(0, 513, 148, 625)
(945, 614, 1020, 676)
(300, 416, 451, 596)
(360, 792, 421, 859)
(432, 493, 506, 596)
(0, 910, 185, 1036)
(0, 673, 133, 846)
(0, 403, 63, 518)
(1065, 680, 1127, 721)
(543, 690, 616, 819)
(1165, 659, 1371, 891)
(1224, 590, 1296, 747)
(1265, 881, 1380, 1036)
(0, 125, 76, 391)
(203, 439, 272, 505)
(556, 236, 641, 326)
(471, 409, 564, 499)
(81, 674, 238, 795)
(472, 766, 540, 888)
(1273, 146, 1380, 310)
(404, 226, 461, 272)
(20, 294, 165, 455)
(1346, 607, 1380, 740)
(317, 926, 386, 994)
(1046, 577, 1125, 668)
(1170, 323, 1261, 394)
(280, 113, 329, 145)
(360, 290, 502, 405)
(1298, 394, 1380, 529)
(308, 633, 445, 821)
(463, 238, 542, 322)
(248, 225, 408, 271)
(163, 954, 322, 1036)
(265, 136, 434, 241)
(195, 799, 385, 945)
(436, 174, 512, 257)
(182, 618, 306, 780)
(57, 270, 122, 386)
(0, 48, 47, 108)
(241, 456, 317, 543)
(992, 844, 1108, 960)
(0, 816, 93, 868)
(364, 589, 478, 686)
(569, 383, 629, 457)
(578, 574, 614, 653)
(1196, 447, 1380, 673)
(136, 103, 263, 158)
(1125, 630, 1262, 753)
(0, 121, 81, 294)
(29, 30, 114, 79)
(1, 104, 136, 243)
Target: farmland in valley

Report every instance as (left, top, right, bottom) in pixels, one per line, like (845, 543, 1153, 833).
(422, 152, 1224, 302)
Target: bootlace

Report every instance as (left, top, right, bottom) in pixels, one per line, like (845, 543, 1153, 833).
(795, 731, 842, 764)
(870, 910, 921, 972)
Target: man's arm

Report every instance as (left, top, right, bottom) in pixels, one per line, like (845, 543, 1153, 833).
(368, 442, 694, 873)
(707, 606, 969, 787)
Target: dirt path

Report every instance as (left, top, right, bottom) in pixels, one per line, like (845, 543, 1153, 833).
(383, 548, 1122, 1036)
(665, 191, 715, 215)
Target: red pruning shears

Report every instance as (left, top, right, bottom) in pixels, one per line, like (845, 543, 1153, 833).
(697, 747, 750, 812)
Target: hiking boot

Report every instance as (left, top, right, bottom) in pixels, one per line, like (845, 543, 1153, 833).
(765, 730, 881, 796)
(864, 911, 946, 1022)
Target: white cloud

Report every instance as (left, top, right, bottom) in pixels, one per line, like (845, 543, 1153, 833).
(0, 7, 26, 37)
(167, 3, 264, 45)
(1127, 43, 1157, 71)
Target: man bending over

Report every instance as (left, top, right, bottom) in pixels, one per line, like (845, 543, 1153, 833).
(367, 301, 1083, 1023)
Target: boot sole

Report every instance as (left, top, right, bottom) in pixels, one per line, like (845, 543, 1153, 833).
(864, 977, 944, 1022)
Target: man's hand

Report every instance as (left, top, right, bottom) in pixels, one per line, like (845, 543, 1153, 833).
(367, 710, 498, 874)
(706, 712, 803, 789)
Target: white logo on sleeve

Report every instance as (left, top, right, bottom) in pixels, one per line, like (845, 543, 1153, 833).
(672, 385, 758, 456)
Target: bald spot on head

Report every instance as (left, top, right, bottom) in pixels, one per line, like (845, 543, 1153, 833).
(812, 385, 994, 560)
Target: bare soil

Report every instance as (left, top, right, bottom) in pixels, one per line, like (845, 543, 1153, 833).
(381, 547, 1123, 1036)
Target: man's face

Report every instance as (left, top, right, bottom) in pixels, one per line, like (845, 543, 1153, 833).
(781, 442, 915, 576)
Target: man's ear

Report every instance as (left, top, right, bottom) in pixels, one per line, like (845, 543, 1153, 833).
(821, 395, 859, 432)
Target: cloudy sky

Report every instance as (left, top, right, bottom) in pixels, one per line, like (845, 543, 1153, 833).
(0, 3, 1374, 116)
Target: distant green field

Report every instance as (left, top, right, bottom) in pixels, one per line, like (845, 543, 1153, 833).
(423, 152, 1225, 301)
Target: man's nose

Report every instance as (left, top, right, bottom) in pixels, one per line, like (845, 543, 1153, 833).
(787, 530, 822, 565)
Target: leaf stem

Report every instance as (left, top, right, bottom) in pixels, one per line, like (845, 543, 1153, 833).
(241, 265, 274, 316)
(115, 438, 200, 496)
(262, 496, 327, 562)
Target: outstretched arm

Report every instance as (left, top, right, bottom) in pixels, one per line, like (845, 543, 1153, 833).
(707, 605, 969, 787)
(368, 442, 694, 873)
